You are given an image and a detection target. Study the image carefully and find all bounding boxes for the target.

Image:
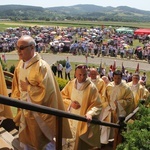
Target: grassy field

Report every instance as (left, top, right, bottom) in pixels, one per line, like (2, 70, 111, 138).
(0, 20, 150, 31)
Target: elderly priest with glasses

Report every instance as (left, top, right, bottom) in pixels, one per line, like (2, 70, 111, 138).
(11, 35, 72, 150)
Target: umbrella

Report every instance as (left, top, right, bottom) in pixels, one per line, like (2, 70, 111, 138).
(102, 41, 107, 45)
(92, 36, 96, 38)
(44, 33, 49, 36)
(11, 34, 15, 37)
(56, 35, 62, 40)
(63, 40, 71, 44)
(41, 29, 49, 33)
(137, 47, 142, 50)
(121, 40, 125, 43)
(123, 45, 130, 50)
(51, 31, 56, 35)
(59, 43, 64, 47)
(36, 37, 42, 41)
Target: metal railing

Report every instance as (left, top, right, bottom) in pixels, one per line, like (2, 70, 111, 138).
(0, 95, 135, 150)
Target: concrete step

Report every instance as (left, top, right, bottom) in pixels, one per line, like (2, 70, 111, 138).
(0, 127, 20, 150)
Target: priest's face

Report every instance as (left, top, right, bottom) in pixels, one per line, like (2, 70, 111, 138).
(89, 70, 97, 80)
(16, 37, 35, 62)
(75, 68, 87, 83)
(132, 75, 139, 85)
(113, 74, 122, 85)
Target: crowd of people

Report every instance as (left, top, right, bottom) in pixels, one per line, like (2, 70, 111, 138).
(0, 35, 149, 150)
(0, 25, 150, 62)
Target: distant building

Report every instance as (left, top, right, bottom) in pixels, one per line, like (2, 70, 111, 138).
(0, 19, 11, 21)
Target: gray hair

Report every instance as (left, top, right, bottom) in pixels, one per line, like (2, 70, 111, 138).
(20, 35, 36, 46)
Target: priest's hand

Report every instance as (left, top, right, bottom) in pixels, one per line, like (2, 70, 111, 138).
(85, 113, 92, 122)
(71, 101, 81, 109)
(20, 78, 29, 91)
(114, 100, 118, 106)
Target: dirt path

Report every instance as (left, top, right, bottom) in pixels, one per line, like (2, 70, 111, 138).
(5, 52, 150, 71)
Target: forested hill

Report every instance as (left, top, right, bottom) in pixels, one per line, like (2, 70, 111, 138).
(0, 4, 150, 22)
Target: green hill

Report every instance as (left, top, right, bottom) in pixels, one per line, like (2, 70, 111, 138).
(0, 4, 150, 22)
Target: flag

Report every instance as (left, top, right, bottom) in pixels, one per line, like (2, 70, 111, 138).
(98, 61, 102, 74)
(103, 62, 106, 69)
(136, 63, 139, 73)
(112, 60, 116, 72)
(65, 57, 72, 73)
(110, 65, 113, 70)
(66, 56, 69, 62)
(66, 57, 70, 69)
(1, 53, 6, 63)
(122, 62, 125, 73)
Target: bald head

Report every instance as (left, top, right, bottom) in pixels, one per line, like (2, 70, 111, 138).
(16, 35, 36, 62)
(89, 68, 99, 80)
(75, 64, 88, 83)
(102, 76, 110, 85)
(17, 35, 36, 46)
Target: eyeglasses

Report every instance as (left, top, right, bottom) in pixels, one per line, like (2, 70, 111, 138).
(132, 77, 139, 79)
(76, 65, 87, 69)
(16, 45, 32, 50)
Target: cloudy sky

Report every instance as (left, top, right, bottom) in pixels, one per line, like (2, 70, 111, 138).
(0, 0, 150, 11)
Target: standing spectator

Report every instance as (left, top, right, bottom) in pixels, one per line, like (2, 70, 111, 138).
(57, 62, 63, 78)
(128, 48, 133, 59)
(138, 49, 143, 60)
(61, 64, 102, 150)
(51, 63, 57, 76)
(120, 47, 125, 58)
(65, 57, 72, 80)
(140, 72, 147, 85)
(11, 35, 72, 150)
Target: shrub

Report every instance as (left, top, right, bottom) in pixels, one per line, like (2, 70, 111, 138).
(55, 77, 68, 90)
(9, 64, 15, 73)
(0, 57, 7, 70)
(116, 96, 150, 150)
(57, 60, 66, 67)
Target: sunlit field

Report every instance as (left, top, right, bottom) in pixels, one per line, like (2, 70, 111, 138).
(0, 20, 150, 32)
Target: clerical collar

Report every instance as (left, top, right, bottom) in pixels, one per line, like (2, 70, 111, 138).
(76, 80, 84, 90)
(23, 53, 36, 69)
(114, 82, 122, 86)
(132, 83, 138, 87)
(91, 79, 96, 82)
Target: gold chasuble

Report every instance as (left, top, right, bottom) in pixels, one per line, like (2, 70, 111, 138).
(0, 63, 13, 119)
(89, 76, 105, 100)
(127, 82, 145, 108)
(11, 53, 72, 149)
(61, 78, 102, 150)
(100, 81, 134, 144)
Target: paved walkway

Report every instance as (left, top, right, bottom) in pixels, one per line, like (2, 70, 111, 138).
(4, 52, 150, 71)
